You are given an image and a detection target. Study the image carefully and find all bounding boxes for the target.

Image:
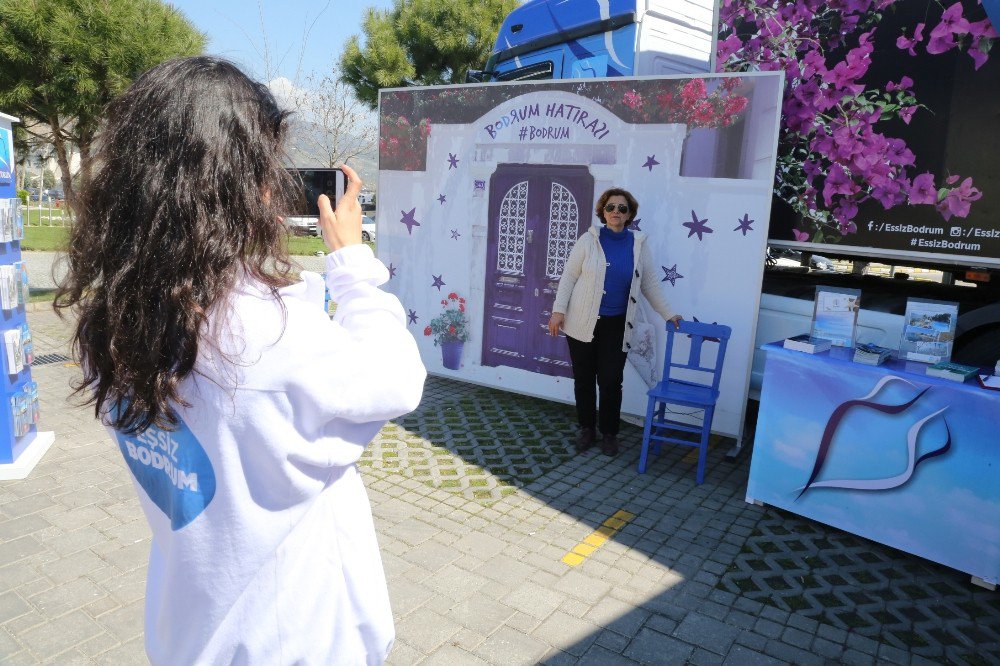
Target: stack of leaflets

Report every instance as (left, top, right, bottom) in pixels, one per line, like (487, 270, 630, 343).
(926, 361, 979, 382)
(783, 334, 832, 354)
(853, 343, 893, 365)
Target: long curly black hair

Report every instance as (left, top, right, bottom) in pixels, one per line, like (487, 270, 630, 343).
(54, 56, 297, 434)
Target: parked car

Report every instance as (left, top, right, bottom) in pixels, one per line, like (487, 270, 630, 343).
(362, 216, 376, 243)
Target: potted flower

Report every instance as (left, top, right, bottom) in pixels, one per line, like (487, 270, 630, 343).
(423, 292, 469, 370)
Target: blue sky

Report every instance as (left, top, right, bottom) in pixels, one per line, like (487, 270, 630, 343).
(168, 0, 394, 83)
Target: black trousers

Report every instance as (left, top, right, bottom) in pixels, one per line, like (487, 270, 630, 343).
(566, 314, 628, 436)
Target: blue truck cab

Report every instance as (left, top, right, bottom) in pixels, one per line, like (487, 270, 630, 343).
(474, 0, 717, 82)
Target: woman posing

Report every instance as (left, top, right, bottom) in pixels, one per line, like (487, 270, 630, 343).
(548, 188, 681, 457)
(55, 57, 426, 664)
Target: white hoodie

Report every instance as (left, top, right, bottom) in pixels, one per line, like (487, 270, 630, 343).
(106, 244, 426, 665)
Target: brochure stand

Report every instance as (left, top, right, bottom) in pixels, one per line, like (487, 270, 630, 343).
(0, 113, 54, 479)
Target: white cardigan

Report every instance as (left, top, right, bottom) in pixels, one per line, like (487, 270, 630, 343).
(552, 224, 674, 349)
(108, 245, 426, 665)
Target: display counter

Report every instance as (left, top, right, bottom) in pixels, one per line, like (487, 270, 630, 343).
(748, 343, 998, 588)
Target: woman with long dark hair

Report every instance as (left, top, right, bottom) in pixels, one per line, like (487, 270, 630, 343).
(548, 188, 681, 457)
(55, 56, 426, 664)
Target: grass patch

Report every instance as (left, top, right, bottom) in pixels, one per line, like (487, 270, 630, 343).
(21, 225, 372, 258)
(29, 288, 58, 303)
(23, 226, 70, 251)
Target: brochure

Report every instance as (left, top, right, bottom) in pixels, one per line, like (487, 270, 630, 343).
(810, 287, 860, 347)
(926, 361, 978, 382)
(898, 298, 959, 364)
(783, 333, 833, 354)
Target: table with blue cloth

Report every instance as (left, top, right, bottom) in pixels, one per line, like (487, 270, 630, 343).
(748, 343, 999, 588)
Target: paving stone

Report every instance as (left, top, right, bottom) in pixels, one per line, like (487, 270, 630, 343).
(530, 611, 599, 657)
(0, 592, 31, 625)
(754, 618, 784, 639)
(595, 629, 630, 653)
(474, 626, 548, 665)
(672, 612, 740, 655)
(780, 626, 812, 649)
(689, 647, 726, 666)
(422, 643, 487, 665)
(763, 639, 824, 666)
(585, 596, 650, 637)
(18, 609, 103, 657)
(723, 645, 787, 666)
(579, 644, 638, 665)
(840, 648, 876, 666)
(386, 640, 424, 666)
(502, 581, 565, 620)
(552, 570, 611, 604)
(623, 627, 694, 665)
(445, 596, 515, 636)
(396, 608, 462, 653)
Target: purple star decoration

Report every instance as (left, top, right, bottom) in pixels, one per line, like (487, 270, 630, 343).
(631, 217, 642, 231)
(447, 153, 460, 169)
(733, 213, 754, 236)
(400, 208, 420, 235)
(388, 263, 397, 279)
(450, 229, 461, 240)
(682, 210, 713, 241)
(661, 264, 684, 286)
(407, 310, 418, 325)
(641, 155, 660, 172)
(438, 194, 447, 204)
(431, 274, 446, 291)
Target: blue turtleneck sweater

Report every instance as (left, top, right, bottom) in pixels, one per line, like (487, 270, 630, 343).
(598, 225, 634, 316)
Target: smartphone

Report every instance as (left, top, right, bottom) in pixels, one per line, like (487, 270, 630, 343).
(289, 168, 346, 216)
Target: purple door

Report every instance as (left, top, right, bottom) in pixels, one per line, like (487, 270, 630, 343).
(482, 164, 594, 377)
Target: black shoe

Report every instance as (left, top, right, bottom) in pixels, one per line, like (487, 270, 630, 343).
(575, 427, 596, 453)
(600, 433, 619, 457)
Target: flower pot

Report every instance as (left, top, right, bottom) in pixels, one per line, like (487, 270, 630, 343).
(441, 341, 463, 370)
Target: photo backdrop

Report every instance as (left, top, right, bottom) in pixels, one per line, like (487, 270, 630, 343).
(377, 73, 784, 440)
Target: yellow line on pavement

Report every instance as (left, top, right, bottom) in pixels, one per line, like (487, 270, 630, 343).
(562, 509, 635, 567)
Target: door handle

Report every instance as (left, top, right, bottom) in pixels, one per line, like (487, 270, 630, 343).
(527, 230, 533, 244)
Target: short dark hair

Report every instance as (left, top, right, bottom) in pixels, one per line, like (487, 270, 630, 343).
(595, 188, 639, 227)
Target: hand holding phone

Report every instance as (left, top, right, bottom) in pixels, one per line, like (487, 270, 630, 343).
(318, 164, 363, 252)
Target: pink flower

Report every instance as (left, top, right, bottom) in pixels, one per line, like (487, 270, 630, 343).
(970, 39, 990, 70)
(935, 3, 971, 36)
(448, 325, 456, 334)
(792, 229, 811, 242)
(423, 326, 432, 336)
(886, 76, 914, 92)
(899, 106, 917, 124)
(724, 95, 748, 116)
(937, 177, 982, 220)
(681, 79, 707, 107)
(926, 31, 956, 55)
(896, 23, 925, 56)
(908, 173, 937, 205)
(717, 34, 743, 62)
(823, 165, 859, 206)
(623, 90, 643, 110)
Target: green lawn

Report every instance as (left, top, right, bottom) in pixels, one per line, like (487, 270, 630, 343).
(22, 225, 371, 257)
(23, 226, 70, 252)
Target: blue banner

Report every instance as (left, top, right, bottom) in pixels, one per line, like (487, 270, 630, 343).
(749, 344, 999, 584)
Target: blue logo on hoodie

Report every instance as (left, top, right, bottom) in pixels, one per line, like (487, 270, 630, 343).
(113, 418, 216, 530)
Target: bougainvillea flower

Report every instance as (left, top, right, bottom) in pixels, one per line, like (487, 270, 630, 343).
(717, 34, 743, 61)
(970, 39, 990, 70)
(938, 177, 984, 220)
(908, 173, 937, 205)
(823, 165, 858, 206)
(886, 76, 914, 92)
(792, 229, 811, 242)
(926, 31, 957, 54)
(899, 106, 917, 124)
(896, 22, 925, 55)
(935, 2, 971, 36)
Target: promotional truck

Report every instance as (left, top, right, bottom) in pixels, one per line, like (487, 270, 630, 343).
(474, 0, 1000, 392)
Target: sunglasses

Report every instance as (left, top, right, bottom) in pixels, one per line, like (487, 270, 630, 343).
(604, 203, 630, 214)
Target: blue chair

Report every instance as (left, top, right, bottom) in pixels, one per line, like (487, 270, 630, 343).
(638, 320, 732, 484)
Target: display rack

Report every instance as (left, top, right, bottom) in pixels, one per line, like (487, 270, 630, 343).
(0, 112, 54, 479)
